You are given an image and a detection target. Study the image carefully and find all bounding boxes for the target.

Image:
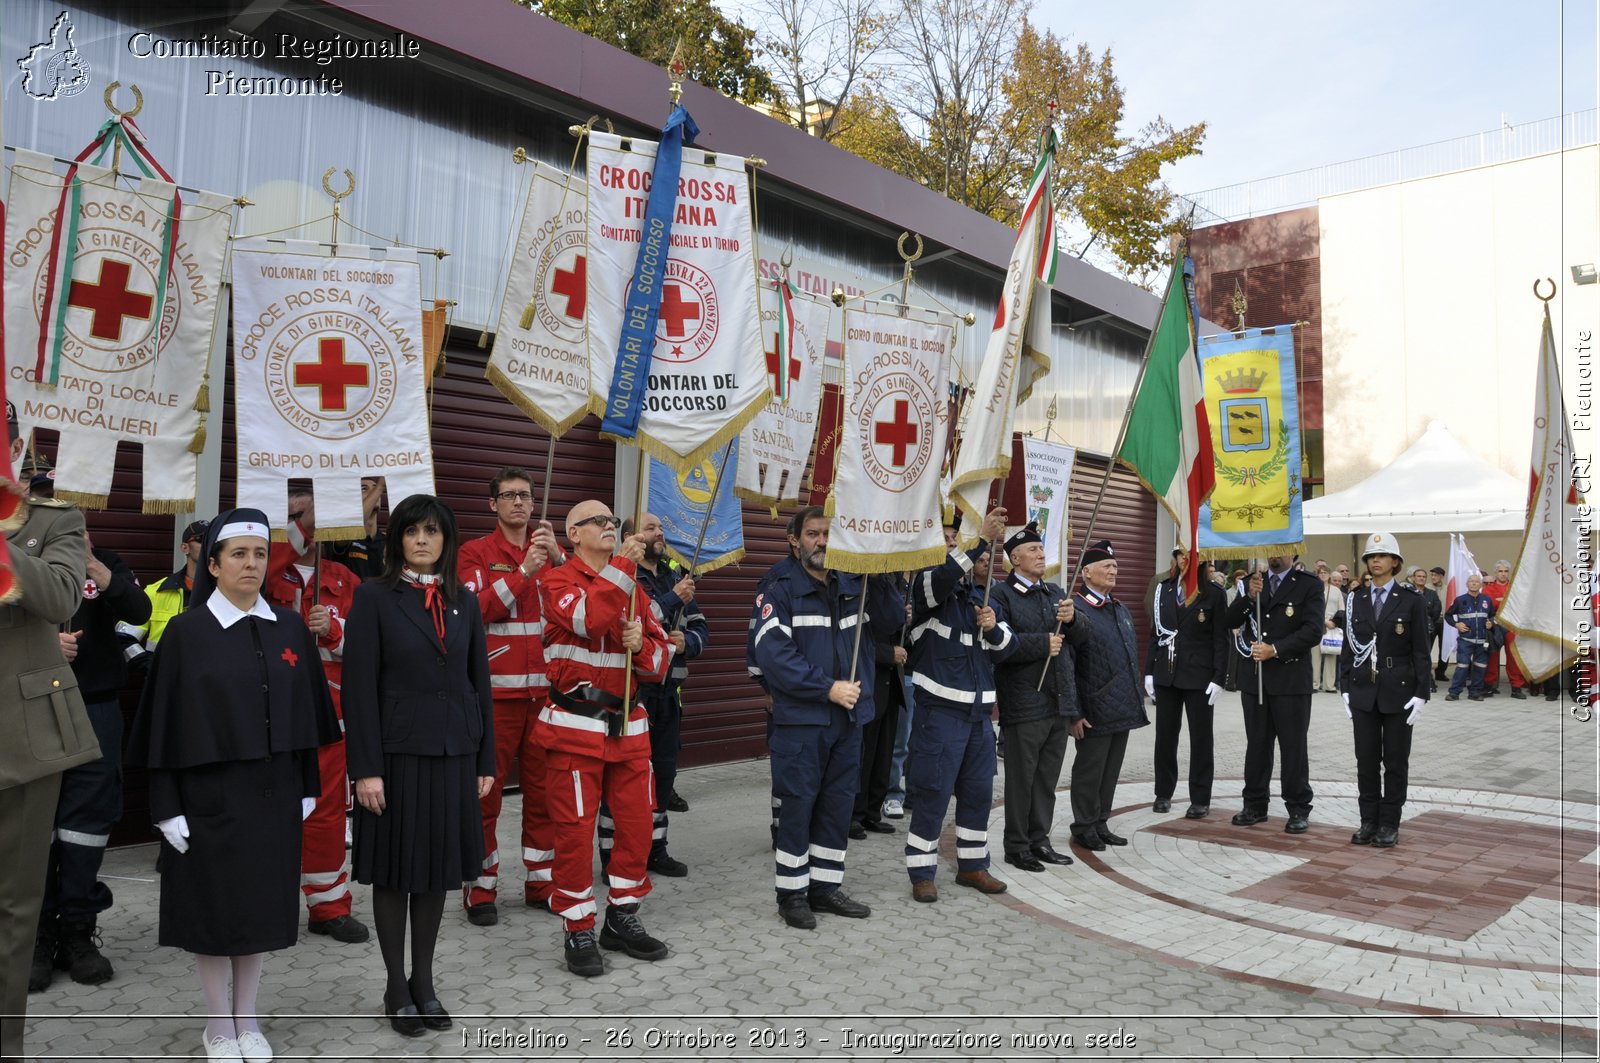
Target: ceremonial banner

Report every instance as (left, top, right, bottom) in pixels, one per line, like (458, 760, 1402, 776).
(1020, 436, 1076, 579)
(735, 279, 832, 506)
(1441, 532, 1481, 666)
(232, 243, 435, 538)
(4, 149, 231, 511)
(586, 129, 766, 469)
(949, 128, 1057, 527)
(486, 161, 590, 435)
(807, 381, 844, 506)
(1195, 326, 1302, 557)
(1118, 255, 1214, 601)
(825, 302, 954, 573)
(1501, 303, 1585, 681)
(648, 445, 744, 575)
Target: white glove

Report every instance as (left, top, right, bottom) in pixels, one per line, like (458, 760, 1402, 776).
(1143, 676, 1155, 700)
(1404, 696, 1425, 726)
(157, 815, 190, 854)
(1343, 692, 1352, 720)
(1205, 682, 1222, 707)
(302, 796, 317, 821)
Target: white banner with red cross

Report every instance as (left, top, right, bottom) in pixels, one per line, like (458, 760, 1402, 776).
(487, 160, 590, 437)
(4, 149, 231, 512)
(231, 241, 435, 540)
(734, 278, 834, 507)
(584, 131, 766, 471)
(825, 300, 955, 574)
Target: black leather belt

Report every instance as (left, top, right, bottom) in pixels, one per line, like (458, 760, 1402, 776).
(551, 685, 627, 737)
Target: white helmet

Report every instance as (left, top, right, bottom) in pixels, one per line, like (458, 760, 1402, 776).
(1361, 531, 1403, 564)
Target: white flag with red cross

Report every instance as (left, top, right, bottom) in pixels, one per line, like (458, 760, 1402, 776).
(825, 300, 955, 574)
(487, 160, 591, 437)
(4, 148, 231, 513)
(734, 277, 833, 507)
(231, 242, 435, 540)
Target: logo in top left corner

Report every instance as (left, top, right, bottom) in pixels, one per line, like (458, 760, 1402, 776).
(18, 11, 92, 101)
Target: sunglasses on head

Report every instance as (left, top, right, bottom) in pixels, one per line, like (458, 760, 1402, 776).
(573, 514, 621, 530)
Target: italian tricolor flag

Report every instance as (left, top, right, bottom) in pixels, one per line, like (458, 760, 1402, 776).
(1118, 254, 1214, 601)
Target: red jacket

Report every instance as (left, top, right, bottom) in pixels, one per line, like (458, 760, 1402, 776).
(458, 525, 554, 704)
(265, 525, 359, 711)
(536, 554, 672, 758)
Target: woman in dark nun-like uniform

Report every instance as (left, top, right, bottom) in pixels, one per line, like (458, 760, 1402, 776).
(127, 509, 339, 1062)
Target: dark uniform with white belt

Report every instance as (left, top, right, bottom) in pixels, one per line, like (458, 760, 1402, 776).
(1340, 533, 1431, 848)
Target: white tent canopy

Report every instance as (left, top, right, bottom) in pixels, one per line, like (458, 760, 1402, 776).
(1304, 421, 1525, 535)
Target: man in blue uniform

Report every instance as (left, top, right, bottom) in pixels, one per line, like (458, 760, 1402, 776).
(1443, 574, 1496, 701)
(749, 506, 903, 929)
(902, 509, 1014, 902)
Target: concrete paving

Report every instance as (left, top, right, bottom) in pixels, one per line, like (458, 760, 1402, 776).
(21, 686, 1599, 1060)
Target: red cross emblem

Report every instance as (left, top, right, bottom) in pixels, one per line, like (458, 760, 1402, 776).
(67, 259, 154, 342)
(764, 333, 802, 394)
(293, 337, 370, 413)
(659, 283, 701, 338)
(280, 647, 299, 667)
(873, 399, 920, 468)
(550, 254, 587, 319)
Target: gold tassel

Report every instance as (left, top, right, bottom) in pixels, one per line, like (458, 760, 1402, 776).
(193, 380, 211, 413)
(477, 328, 489, 349)
(188, 414, 207, 454)
(519, 301, 536, 330)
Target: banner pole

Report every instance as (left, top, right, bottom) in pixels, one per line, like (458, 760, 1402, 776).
(847, 581, 870, 683)
(537, 432, 558, 525)
(622, 445, 647, 709)
(685, 440, 735, 576)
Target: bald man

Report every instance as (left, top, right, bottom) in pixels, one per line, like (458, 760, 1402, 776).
(536, 501, 674, 977)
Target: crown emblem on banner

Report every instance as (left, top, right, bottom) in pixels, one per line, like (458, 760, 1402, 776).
(1216, 367, 1268, 394)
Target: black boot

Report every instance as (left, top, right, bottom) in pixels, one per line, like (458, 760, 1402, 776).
(599, 904, 669, 960)
(28, 916, 58, 993)
(57, 915, 113, 985)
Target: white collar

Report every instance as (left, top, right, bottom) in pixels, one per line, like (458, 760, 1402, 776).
(206, 588, 277, 629)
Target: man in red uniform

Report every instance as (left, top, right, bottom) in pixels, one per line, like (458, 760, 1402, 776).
(457, 466, 564, 926)
(1481, 560, 1526, 698)
(539, 499, 673, 977)
(266, 486, 370, 943)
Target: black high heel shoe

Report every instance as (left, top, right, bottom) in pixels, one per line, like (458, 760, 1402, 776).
(416, 998, 452, 1031)
(383, 990, 425, 1038)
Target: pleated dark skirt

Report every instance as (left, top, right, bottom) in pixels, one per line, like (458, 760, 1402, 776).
(351, 752, 483, 892)
(158, 754, 304, 956)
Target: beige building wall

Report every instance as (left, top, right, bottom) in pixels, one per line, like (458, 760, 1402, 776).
(1319, 145, 1599, 493)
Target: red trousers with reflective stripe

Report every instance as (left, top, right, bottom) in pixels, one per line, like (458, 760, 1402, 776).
(301, 739, 352, 920)
(545, 748, 652, 932)
(467, 698, 555, 908)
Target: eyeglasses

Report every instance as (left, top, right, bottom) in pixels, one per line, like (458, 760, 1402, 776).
(495, 490, 534, 502)
(572, 514, 621, 529)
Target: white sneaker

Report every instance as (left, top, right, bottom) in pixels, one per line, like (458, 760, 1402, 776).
(236, 1030, 273, 1063)
(882, 799, 904, 819)
(203, 1033, 242, 1061)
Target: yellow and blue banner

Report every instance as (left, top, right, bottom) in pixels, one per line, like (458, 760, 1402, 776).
(648, 444, 745, 574)
(1196, 326, 1303, 556)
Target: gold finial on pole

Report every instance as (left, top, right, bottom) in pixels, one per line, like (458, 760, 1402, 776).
(512, 146, 529, 164)
(830, 286, 847, 307)
(896, 232, 924, 316)
(1533, 277, 1557, 303)
(322, 168, 356, 246)
(667, 38, 687, 107)
(101, 81, 143, 176)
(1231, 278, 1247, 332)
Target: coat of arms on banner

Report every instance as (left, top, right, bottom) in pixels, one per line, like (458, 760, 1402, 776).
(3, 150, 231, 512)
(735, 280, 832, 506)
(486, 160, 590, 436)
(232, 242, 435, 537)
(1020, 436, 1075, 579)
(825, 302, 954, 573)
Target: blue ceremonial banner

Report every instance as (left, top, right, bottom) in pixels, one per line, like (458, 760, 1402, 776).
(601, 105, 700, 440)
(648, 444, 745, 574)
(1196, 326, 1304, 556)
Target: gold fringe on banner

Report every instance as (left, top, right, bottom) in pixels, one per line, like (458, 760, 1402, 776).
(143, 497, 198, 516)
(269, 522, 366, 544)
(485, 362, 588, 439)
(596, 392, 765, 479)
(55, 489, 109, 510)
(1194, 541, 1305, 563)
(665, 544, 745, 576)
(825, 543, 946, 575)
(0, 481, 26, 532)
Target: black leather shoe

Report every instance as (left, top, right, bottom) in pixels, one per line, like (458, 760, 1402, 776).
(1284, 815, 1309, 834)
(1511, 688, 1527, 699)
(1444, 693, 1459, 701)
(1184, 804, 1210, 819)
(1351, 824, 1377, 845)
(848, 823, 868, 840)
(1097, 827, 1129, 846)
(384, 991, 426, 1037)
(778, 896, 816, 929)
(1372, 826, 1399, 848)
(1031, 845, 1074, 866)
(417, 998, 452, 1031)
(1005, 850, 1048, 872)
(599, 904, 669, 960)
(1468, 693, 1485, 701)
(1231, 809, 1268, 826)
(309, 914, 371, 943)
(808, 890, 871, 918)
(465, 903, 498, 927)
(1071, 832, 1107, 852)
(666, 790, 689, 812)
(564, 929, 604, 976)
(1546, 689, 1561, 701)
(862, 820, 895, 834)
(647, 850, 688, 877)
(1152, 798, 1172, 813)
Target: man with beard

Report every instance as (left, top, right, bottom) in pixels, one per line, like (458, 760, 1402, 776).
(1227, 555, 1325, 834)
(902, 509, 1013, 901)
(749, 506, 903, 929)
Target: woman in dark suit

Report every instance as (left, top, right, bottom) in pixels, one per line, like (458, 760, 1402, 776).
(1145, 553, 1229, 820)
(342, 495, 494, 1037)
